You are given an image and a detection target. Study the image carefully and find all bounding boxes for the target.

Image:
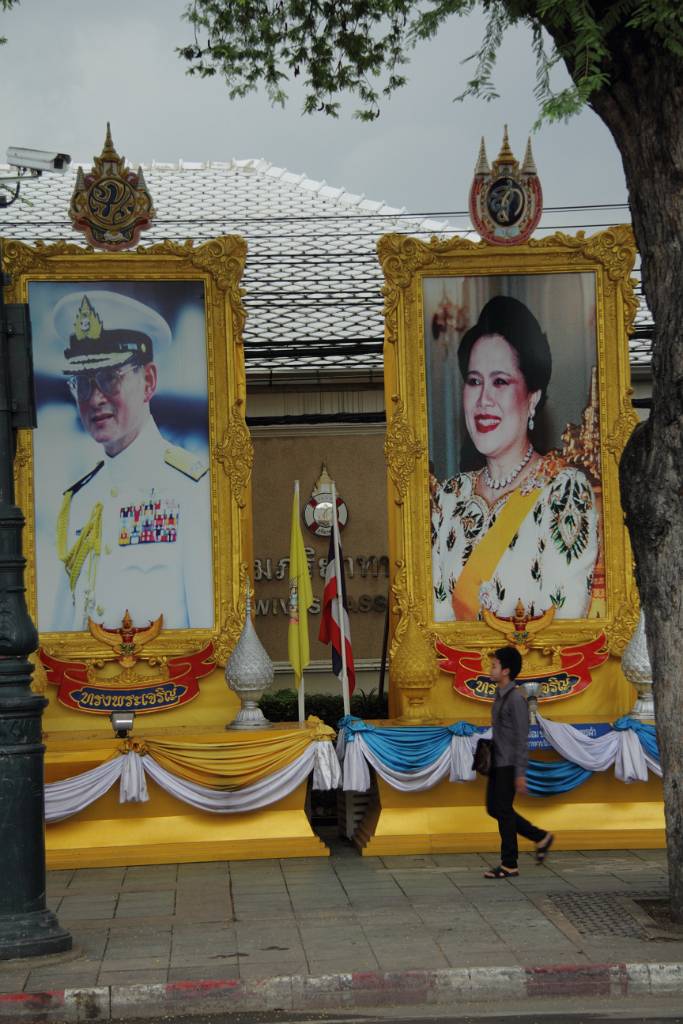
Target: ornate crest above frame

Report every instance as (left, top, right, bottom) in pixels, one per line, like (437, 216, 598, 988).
(378, 226, 639, 715)
(4, 237, 252, 666)
(303, 464, 349, 536)
(68, 124, 155, 251)
(469, 127, 542, 245)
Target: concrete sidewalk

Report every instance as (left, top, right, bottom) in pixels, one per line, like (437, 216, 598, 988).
(1, 835, 682, 1018)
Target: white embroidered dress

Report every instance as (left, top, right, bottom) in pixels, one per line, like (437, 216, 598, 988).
(431, 459, 599, 622)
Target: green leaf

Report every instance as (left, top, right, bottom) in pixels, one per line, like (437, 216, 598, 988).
(177, 0, 683, 124)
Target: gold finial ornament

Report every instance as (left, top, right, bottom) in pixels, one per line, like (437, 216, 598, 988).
(495, 124, 516, 166)
(73, 296, 103, 341)
(474, 137, 490, 176)
(392, 610, 439, 722)
(521, 136, 538, 175)
(101, 121, 118, 163)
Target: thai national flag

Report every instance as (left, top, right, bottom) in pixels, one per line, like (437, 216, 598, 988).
(318, 532, 356, 695)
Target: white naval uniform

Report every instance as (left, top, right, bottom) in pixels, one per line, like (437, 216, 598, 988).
(52, 417, 213, 631)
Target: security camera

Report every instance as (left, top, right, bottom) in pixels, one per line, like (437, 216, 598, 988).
(6, 147, 71, 174)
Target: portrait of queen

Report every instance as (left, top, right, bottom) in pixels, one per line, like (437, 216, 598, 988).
(429, 291, 601, 623)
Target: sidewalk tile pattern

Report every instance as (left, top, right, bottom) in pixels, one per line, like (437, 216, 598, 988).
(0, 841, 676, 994)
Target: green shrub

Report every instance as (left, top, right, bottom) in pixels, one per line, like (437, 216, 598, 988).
(258, 688, 388, 730)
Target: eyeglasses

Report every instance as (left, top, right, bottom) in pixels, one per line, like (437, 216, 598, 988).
(66, 364, 139, 402)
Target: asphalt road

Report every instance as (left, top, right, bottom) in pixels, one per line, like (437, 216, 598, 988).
(115, 1004, 683, 1024)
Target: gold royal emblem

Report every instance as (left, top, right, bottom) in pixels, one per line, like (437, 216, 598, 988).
(469, 126, 542, 245)
(74, 296, 103, 341)
(87, 610, 165, 685)
(69, 123, 155, 251)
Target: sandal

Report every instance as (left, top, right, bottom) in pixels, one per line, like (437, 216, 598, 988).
(535, 833, 555, 865)
(483, 865, 519, 879)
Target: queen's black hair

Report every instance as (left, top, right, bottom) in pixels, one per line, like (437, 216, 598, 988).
(457, 295, 552, 410)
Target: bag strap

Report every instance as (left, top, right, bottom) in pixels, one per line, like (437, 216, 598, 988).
(495, 683, 517, 713)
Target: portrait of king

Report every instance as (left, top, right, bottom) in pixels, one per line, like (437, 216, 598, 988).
(38, 288, 213, 633)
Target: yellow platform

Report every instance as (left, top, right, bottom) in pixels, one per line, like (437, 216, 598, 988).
(354, 771, 665, 856)
(45, 725, 330, 868)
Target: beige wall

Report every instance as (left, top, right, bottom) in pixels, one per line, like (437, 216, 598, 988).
(251, 424, 388, 694)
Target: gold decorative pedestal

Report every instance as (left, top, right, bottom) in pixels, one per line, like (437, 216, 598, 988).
(45, 726, 329, 869)
(393, 612, 438, 722)
(354, 770, 665, 856)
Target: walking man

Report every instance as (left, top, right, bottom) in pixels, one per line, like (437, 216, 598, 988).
(484, 646, 554, 878)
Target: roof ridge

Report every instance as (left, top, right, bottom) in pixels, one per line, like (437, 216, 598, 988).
(17, 156, 442, 229)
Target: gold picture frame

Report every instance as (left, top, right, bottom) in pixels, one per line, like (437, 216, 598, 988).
(379, 226, 639, 659)
(4, 237, 253, 665)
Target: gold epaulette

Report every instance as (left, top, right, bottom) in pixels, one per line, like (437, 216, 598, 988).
(164, 446, 208, 482)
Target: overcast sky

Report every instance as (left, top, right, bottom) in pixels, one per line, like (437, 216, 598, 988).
(3, 0, 627, 214)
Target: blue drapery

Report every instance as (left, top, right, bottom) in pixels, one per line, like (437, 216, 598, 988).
(527, 758, 593, 794)
(337, 715, 485, 773)
(338, 715, 659, 797)
(614, 716, 659, 761)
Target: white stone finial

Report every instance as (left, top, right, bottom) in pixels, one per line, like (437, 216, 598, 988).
(622, 610, 655, 722)
(225, 576, 273, 729)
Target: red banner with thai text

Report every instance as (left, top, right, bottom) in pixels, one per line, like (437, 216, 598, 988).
(40, 643, 216, 714)
(436, 633, 609, 702)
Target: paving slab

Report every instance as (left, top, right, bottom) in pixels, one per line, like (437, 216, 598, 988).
(0, 838, 681, 1018)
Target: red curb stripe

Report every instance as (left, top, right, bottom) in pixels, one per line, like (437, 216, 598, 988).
(1, 962, 682, 1018)
(0, 991, 65, 1012)
(525, 963, 618, 998)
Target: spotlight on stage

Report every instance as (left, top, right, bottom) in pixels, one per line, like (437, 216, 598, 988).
(110, 711, 135, 739)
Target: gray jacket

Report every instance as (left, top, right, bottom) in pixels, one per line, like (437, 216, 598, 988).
(491, 684, 529, 777)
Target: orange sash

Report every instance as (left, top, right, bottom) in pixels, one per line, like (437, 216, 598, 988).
(451, 487, 541, 620)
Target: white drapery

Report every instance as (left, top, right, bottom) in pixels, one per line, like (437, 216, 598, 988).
(44, 741, 341, 824)
(45, 757, 128, 823)
(536, 714, 661, 782)
(342, 730, 490, 793)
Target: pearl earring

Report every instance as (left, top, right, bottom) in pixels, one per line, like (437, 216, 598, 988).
(528, 413, 535, 431)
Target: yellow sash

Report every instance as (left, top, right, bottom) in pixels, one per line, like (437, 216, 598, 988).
(451, 487, 541, 620)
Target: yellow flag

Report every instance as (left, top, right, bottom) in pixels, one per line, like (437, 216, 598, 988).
(288, 483, 314, 687)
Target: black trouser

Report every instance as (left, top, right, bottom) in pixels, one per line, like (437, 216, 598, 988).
(486, 766, 546, 868)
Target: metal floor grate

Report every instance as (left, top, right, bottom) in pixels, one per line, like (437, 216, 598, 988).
(549, 888, 668, 939)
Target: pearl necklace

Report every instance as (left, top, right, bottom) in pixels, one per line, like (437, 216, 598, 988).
(483, 444, 533, 491)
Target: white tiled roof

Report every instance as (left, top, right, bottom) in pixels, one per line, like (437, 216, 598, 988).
(1, 158, 651, 377)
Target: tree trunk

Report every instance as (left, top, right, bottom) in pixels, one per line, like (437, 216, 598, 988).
(583, 34, 683, 920)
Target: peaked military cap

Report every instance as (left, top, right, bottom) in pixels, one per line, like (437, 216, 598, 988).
(51, 290, 172, 373)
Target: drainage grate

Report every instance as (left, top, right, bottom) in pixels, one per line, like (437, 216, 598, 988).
(549, 889, 667, 939)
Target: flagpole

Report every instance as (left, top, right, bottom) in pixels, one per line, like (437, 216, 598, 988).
(298, 672, 305, 723)
(294, 480, 306, 724)
(331, 483, 351, 717)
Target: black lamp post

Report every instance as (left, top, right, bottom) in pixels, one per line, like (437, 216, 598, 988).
(0, 255, 71, 958)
